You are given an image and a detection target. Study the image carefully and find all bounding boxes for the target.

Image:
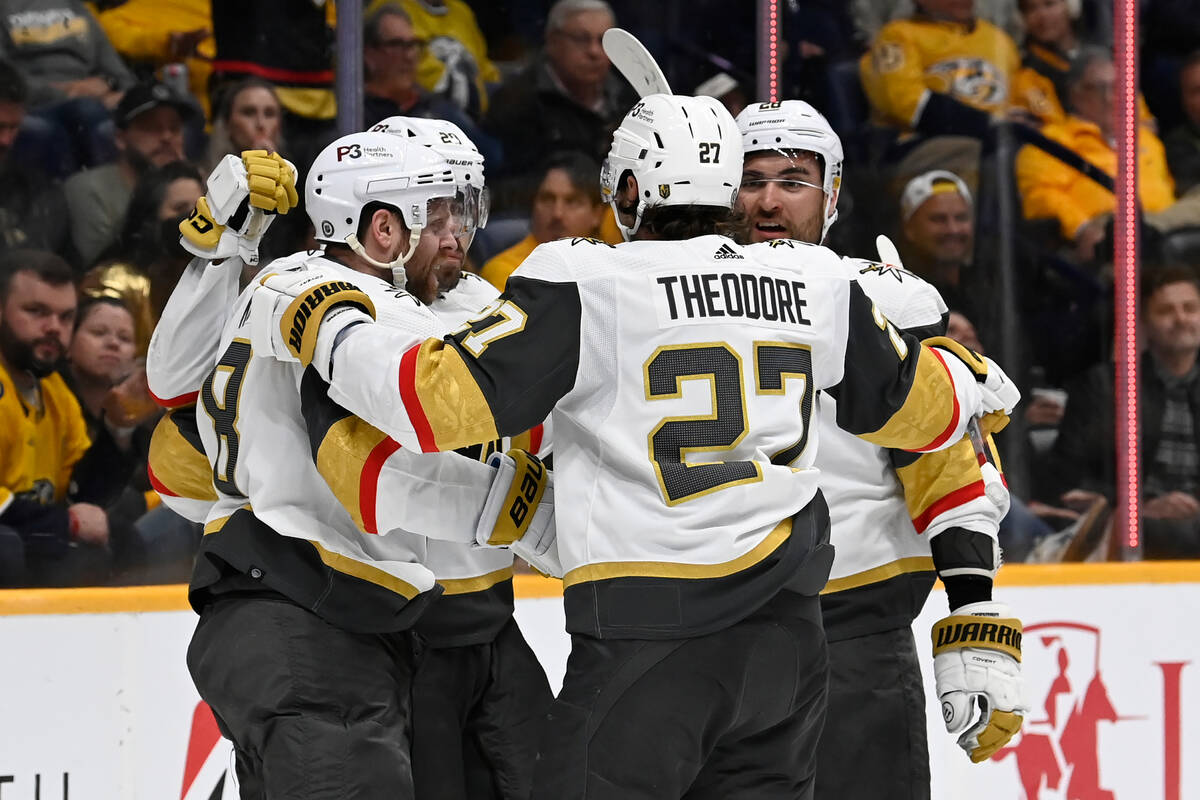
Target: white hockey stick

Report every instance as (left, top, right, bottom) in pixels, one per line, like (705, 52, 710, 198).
(875, 235, 1006, 508)
(602, 28, 671, 98)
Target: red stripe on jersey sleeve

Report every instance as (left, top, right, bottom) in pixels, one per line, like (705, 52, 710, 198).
(146, 463, 178, 497)
(912, 480, 986, 534)
(359, 437, 402, 534)
(920, 348, 962, 452)
(150, 389, 199, 409)
(399, 343, 439, 453)
(529, 424, 544, 455)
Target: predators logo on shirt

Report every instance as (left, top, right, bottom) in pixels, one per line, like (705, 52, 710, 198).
(927, 58, 1008, 108)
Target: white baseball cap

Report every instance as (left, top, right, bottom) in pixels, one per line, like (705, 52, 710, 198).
(900, 170, 972, 221)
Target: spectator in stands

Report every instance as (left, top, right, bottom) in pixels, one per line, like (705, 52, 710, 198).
(0, 250, 114, 586)
(366, 0, 500, 120)
(62, 295, 163, 575)
(0, 58, 73, 264)
(361, 4, 495, 165)
(480, 151, 610, 289)
(1052, 266, 1200, 559)
(897, 169, 986, 322)
(1011, 0, 1153, 129)
(89, 0, 213, 117)
(1015, 48, 1177, 264)
(0, 0, 135, 173)
(205, 78, 284, 171)
(1164, 52, 1200, 197)
(1011, 0, 1079, 125)
(63, 81, 193, 269)
(485, 0, 636, 211)
(859, 0, 1022, 190)
(209, 0, 336, 170)
(82, 160, 203, 354)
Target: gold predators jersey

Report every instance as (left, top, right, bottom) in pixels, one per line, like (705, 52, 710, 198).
(308, 235, 988, 640)
(0, 366, 90, 514)
(861, 16, 1020, 130)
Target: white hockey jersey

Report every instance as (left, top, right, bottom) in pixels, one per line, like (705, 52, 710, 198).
(295, 235, 988, 639)
(150, 252, 514, 633)
(146, 257, 548, 641)
(817, 261, 1004, 639)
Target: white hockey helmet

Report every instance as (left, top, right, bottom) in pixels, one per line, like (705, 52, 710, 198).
(369, 116, 490, 240)
(735, 100, 844, 243)
(306, 131, 468, 287)
(600, 93, 742, 240)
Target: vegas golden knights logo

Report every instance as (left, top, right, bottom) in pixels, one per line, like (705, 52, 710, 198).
(659, 184, 671, 199)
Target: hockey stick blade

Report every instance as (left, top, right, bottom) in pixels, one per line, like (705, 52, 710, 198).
(602, 28, 671, 98)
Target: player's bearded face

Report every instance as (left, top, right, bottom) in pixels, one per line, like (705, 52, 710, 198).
(737, 151, 827, 245)
(403, 198, 467, 304)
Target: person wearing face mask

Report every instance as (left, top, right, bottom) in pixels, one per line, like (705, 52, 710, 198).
(80, 161, 204, 355)
(63, 81, 198, 268)
(0, 250, 114, 587)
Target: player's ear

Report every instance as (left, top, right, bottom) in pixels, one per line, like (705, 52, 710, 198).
(618, 171, 639, 207)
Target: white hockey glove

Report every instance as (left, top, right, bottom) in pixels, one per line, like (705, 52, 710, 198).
(924, 336, 1021, 435)
(475, 450, 561, 577)
(247, 269, 376, 376)
(932, 600, 1028, 763)
(179, 150, 299, 265)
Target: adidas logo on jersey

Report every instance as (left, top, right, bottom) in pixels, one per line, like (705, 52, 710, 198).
(713, 243, 743, 260)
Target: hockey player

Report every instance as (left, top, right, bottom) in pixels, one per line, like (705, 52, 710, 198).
(736, 100, 1021, 799)
(244, 93, 1023, 800)
(144, 133, 554, 798)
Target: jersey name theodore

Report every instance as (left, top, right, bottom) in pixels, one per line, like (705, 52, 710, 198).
(652, 271, 812, 328)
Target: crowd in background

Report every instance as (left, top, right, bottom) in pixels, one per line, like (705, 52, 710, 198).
(0, 0, 1198, 588)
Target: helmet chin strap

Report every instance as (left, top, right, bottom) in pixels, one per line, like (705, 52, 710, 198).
(610, 198, 647, 242)
(345, 226, 424, 287)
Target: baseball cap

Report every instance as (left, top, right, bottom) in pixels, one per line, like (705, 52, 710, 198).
(114, 81, 197, 128)
(900, 170, 972, 221)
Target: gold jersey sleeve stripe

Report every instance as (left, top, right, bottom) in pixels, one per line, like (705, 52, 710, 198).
(401, 339, 499, 452)
(895, 438, 987, 527)
(314, 415, 391, 532)
(148, 414, 218, 502)
(857, 346, 959, 451)
(563, 517, 792, 588)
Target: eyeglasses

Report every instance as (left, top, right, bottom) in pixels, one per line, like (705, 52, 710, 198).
(739, 178, 825, 194)
(376, 37, 427, 54)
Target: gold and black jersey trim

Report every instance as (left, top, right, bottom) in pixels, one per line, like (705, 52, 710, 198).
(820, 564, 937, 642)
(147, 406, 218, 502)
(191, 507, 438, 634)
(563, 495, 833, 640)
(830, 283, 960, 452)
(413, 572, 516, 648)
(401, 276, 581, 453)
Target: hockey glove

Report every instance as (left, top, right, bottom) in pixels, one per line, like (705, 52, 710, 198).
(932, 600, 1028, 763)
(475, 449, 561, 577)
(924, 336, 1020, 435)
(179, 150, 299, 265)
(247, 269, 376, 376)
